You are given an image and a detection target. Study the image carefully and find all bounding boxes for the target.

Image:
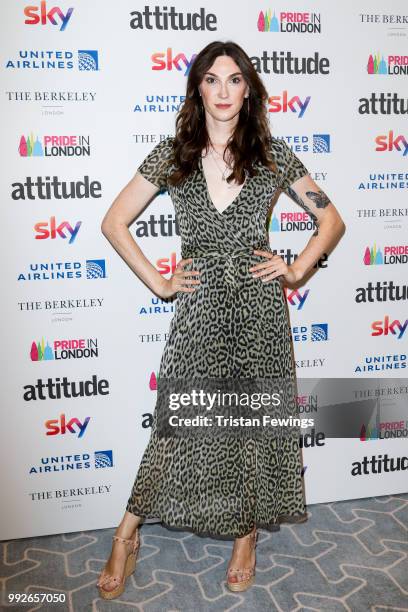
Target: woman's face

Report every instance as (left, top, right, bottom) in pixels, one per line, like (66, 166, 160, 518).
(198, 55, 249, 123)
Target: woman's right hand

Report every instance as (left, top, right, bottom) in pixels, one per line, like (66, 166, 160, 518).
(158, 258, 201, 299)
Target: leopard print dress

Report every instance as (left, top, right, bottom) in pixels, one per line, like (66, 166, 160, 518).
(126, 135, 309, 539)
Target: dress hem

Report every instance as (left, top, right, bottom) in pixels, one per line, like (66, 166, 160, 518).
(125, 506, 309, 541)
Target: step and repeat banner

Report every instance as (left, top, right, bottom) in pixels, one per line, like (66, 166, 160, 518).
(1, 1, 407, 539)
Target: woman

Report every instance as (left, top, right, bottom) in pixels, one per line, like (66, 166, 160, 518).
(97, 40, 345, 599)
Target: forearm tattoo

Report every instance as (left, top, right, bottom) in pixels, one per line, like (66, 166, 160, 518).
(286, 187, 330, 237)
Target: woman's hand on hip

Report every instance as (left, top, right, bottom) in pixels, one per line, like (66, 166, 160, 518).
(249, 249, 302, 285)
(158, 258, 201, 298)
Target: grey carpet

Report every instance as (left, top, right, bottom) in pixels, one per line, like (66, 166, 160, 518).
(1, 494, 408, 611)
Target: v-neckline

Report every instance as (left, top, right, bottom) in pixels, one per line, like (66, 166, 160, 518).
(199, 155, 248, 216)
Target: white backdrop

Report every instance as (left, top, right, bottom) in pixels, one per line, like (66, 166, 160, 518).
(1, 0, 407, 540)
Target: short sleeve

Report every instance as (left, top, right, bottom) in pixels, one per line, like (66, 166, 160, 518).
(137, 136, 174, 189)
(271, 137, 309, 192)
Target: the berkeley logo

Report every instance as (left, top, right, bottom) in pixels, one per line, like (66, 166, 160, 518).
(130, 6, 217, 31)
(24, 1, 74, 31)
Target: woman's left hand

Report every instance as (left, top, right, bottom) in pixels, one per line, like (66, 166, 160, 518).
(249, 249, 301, 284)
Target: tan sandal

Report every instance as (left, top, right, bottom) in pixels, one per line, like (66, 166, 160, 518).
(97, 532, 140, 600)
(226, 528, 258, 592)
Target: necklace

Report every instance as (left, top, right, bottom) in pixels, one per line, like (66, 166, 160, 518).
(209, 143, 234, 184)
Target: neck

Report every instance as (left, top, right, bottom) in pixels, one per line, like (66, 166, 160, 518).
(205, 111, 238, 146)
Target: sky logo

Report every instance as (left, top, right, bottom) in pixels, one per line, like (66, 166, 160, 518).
(45, 414, 90, 437)
(95, 450, 113, 468)
(268, 91, 311, 117)
(86, 259, 106, 279)
(285, 288, 310, 310)
(151, 49, 197, 76)
(372, 316, 408, 340)
(34, 217, 82, 244)
(24, 2, 74, 31)
(78, 50, 99, 71)
(375, 131, 408, 156)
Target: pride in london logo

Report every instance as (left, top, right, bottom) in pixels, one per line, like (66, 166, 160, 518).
(257, 9, 321, 33)
(364, 244, 408, 265)
(367, 53, 408, 75)
(18, 133, 91, 157)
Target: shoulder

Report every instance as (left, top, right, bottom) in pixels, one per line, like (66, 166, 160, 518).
(268, 136, 309, 190)
(269, 136, 293, 165)
(149, 135, 175, 156)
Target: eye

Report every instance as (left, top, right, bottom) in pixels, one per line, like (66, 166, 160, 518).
(231, 77, 242, 84)
(205, 76, 216, 84)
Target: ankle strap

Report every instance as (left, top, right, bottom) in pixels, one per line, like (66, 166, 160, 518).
(112, 532, 139, 553)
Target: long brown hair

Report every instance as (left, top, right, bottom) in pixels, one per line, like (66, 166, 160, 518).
(168, 40, 276, 186)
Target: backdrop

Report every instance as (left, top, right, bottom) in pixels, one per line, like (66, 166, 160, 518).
(1, 0, 407, 540)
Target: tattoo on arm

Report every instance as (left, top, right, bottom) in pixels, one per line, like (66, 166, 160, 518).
(286, 187, 331, 236)
(305, 190, 330, 208)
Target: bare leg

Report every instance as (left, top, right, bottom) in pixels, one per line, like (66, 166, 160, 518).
(97, 511, 143, 593)
(227, 525, 257, 584)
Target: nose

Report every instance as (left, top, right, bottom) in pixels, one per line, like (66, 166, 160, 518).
(218, 81, 229, 99)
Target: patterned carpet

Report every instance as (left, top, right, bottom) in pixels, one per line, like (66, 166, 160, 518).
(1, 494, 408, 611)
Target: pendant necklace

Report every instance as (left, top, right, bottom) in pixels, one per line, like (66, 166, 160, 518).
(208, 143, 247, 190)
(209, 144, 234, 187)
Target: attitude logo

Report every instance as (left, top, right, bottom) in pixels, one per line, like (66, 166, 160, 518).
(251, 51, 330, 75)
(45, 414, 90, 438)
(30, 337, 99, 361)
(359, 93, 408, 115)
(268, 91, 311, 117)
(355, 281, 408, 304)
(34, 217, 82, 244)
(11, 175, 102, 200)
(375, 131, 408, 156)
(135, 213, 179, 238)
(24, 1, 74, 31)
(151, 49, 197, 76)
(371, 316, 408, 339)
(363, 244, 408, 265)
(130, 6, 217, 30)
(17, 258, 106, 281)
(23, 375, 110, 401)
(351, 454, 408, 476)
(19, 134, 91, 157)
(367, 53, 408, 75)
(29, 449, 113, 474)
(5, 50, 98, 71)
(257, 9, 321, 33)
